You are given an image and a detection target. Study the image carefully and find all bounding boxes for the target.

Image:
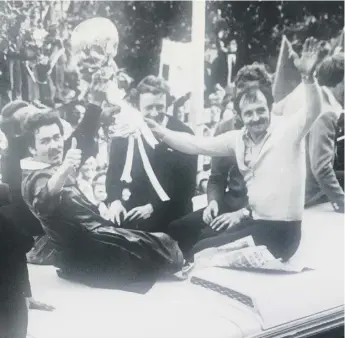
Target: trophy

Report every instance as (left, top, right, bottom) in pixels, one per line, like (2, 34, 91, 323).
(71, 17, 119, 85)
(70, 17, 169, 202)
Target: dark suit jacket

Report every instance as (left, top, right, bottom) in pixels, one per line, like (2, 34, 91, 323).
(207, 117, 248, 211)
(305, 101, 344, 211)
(106, 115, 198, 228)
(0, 186, 33, 301)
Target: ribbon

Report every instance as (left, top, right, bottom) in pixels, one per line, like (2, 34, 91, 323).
(137, 135, 170, 202)
(108, 97, 169, 201)
(120, 134, 135, 183)
(120, 131, 170, 202)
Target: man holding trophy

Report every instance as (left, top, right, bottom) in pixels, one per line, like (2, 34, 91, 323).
(21, 18, 184, 292)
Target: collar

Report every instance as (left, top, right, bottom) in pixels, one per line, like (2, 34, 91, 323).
(20, 157, 51, 171)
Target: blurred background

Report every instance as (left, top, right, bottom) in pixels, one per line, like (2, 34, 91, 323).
(0, 0, 343, 193)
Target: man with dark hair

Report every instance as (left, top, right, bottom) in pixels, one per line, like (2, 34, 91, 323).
(106, 75, 197, 232)
(20, 97, 183, 292)
(141, 38, 324, 261)
(304, 52, 344, 212)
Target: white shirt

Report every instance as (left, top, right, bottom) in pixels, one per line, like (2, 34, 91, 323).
(234, 117, 306, 221)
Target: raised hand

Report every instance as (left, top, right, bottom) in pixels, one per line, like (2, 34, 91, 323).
(87, 67, 113, 106)
(290, 37, 324, 76)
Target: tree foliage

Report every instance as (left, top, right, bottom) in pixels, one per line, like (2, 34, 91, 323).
(0, 1, 343, 84)
(207, 1, 344, 72)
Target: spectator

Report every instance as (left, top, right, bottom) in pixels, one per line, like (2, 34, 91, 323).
(305, 52, 345, 212)
(0, 184, 34, 338)
(77, 156, 97, 204)
(92, 171, 111, 220)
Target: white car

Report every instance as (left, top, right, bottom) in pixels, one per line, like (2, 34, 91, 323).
(27, 203, 344, 338)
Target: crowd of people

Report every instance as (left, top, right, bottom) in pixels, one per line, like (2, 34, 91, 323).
(0, 16, 343, 338)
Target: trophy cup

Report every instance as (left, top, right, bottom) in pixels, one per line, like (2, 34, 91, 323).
(70, 17, 169, 202)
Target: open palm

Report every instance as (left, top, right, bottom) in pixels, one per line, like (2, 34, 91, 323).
(291, 37, 323, 76)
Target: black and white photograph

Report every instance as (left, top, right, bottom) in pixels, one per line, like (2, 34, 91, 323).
(0, 1, 343, 337)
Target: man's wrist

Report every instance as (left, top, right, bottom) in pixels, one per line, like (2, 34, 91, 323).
(111, 200, 123, 207)
(60, 162, 75, 176)
(301, 73, 316, 84)
(209, 200, 218, 207)
(241, 205, 252, 219)
(146, 203, 154, 213)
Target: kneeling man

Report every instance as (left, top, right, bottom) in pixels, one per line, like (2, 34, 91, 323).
(21, 107, 183, 291)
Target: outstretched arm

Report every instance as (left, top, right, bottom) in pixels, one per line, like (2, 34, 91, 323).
(145, 119, 237, 157)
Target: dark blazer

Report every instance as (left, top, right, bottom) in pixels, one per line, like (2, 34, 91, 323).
(106, 115, 198, 229)
(207, 117, 248, 211)
(305, 107, 345, 211)
(0, 187, 33, 301)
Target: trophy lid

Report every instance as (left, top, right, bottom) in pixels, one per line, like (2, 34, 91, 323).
(71, 17, 119, 56)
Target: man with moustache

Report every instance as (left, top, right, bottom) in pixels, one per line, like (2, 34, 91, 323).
(20, 87, 183, 292)
(139, 38, 324, 261)
(106, 75, 198, 232)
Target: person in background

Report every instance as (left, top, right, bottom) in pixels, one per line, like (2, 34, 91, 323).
(173, 92, 191, 124)
(205, 92, 222, 134)
(304, 52, 344, 212)
(334, 111, 344, 188)
(77, 156, 97, 204)
(0, 182, 33, 338)
(219, 93, 236, 121)
(106, 75, 198, 233)
(142, 38, 323, 261)
(0, 100, 55, 308)
(92, 171, 111, 220)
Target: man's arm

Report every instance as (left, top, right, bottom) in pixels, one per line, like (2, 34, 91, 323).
(207, 120, 233, 204)
(293, 80, 323, 142)
(308, 113, 344, 212)
(64, 103, 102, 164)
(46, 163, 74, 197)
(151, 123, 237, 157)
(29, 138, 81, 216)
(105, 138, 128, 203)
(289, 38, 324, 142)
